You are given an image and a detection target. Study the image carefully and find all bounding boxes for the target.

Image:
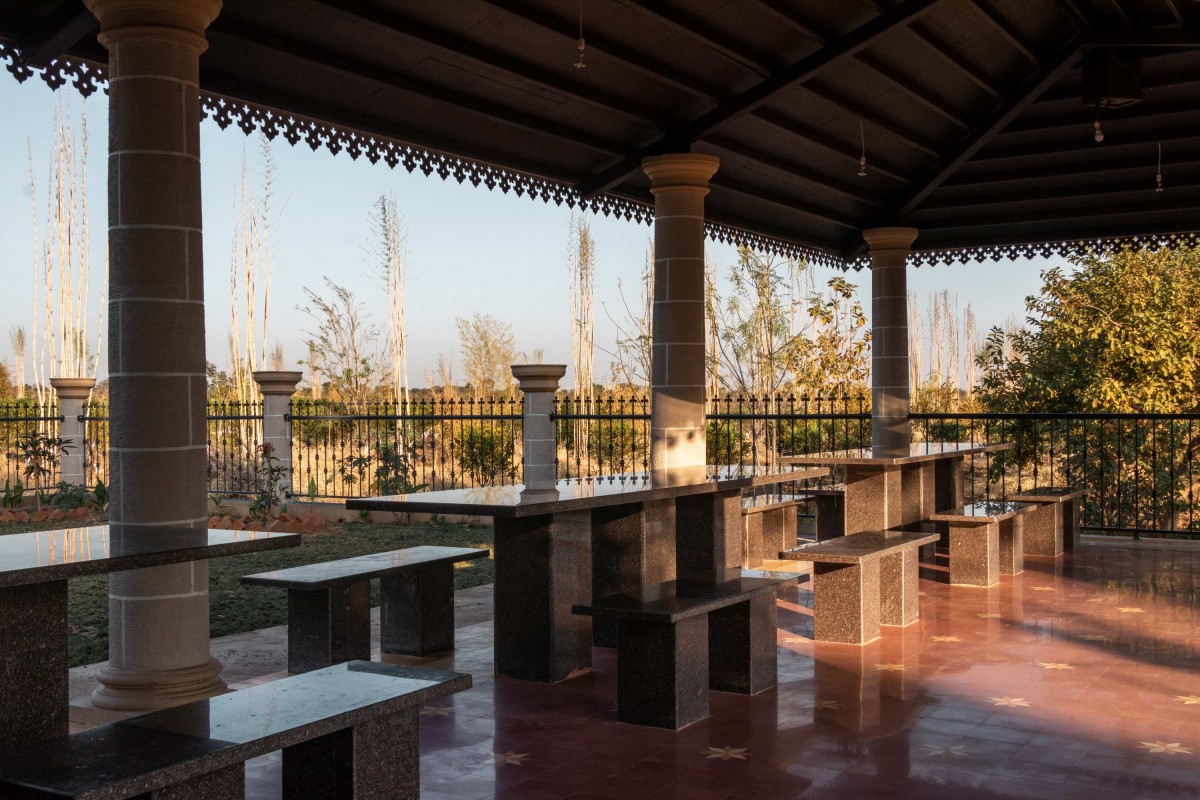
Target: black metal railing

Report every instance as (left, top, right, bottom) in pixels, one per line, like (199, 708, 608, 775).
(0, 401, 63, 492)
(554, 395, 649, 479)
(82, 403, 108, 488)
(206, 401, 263, 496)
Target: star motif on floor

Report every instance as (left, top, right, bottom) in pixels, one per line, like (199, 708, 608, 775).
(487, 751, 530, 766)
(1086, 597, 1108, 603)
(1117, 607, 1145, 613)
(419, 705, 451, 717)
(918, 591, 928, 597)
(704, 746, 750, 761)
(931, 635, 962, 643)
(977, 612, 1002, 619)
(928, 745, 969, 758)
(991, 697, 1031, 707)
(1038, 661, 1075, 670)
(1139, 740, 1193, 755)
(1079, 634, 1110, 642)
(1175, 695, 1200, 705)
(798, 699, 841, 711)
(875, 663, 906, 672)
(1031, 586, 1056, 592)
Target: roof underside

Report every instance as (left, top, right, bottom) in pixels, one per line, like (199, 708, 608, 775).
(2, 0, 1199, 268)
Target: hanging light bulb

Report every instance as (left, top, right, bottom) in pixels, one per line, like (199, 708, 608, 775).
(574, 0, 586, 69)
(858, 121, 867, 177)
(1093, 117, 1104, 143)
(1156, 142, 1164, 192)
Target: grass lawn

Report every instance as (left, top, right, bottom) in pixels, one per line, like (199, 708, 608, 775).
(0, 515, 494, 668)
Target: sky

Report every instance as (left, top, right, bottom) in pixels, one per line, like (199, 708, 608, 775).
(0, 75, 1059, 390)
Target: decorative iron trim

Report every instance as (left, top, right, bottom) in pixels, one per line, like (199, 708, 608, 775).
(908, 231, 1200, 267)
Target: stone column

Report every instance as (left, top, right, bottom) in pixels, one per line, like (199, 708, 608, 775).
(253, 370, 302, 499)
(863, 227, 919, 457)
(49, 377, 97, 487)
(512, 364, 566, 496)
(643, 153, 720, 473)
(85, 0, 224, 711)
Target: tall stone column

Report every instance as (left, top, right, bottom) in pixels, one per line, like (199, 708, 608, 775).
(253, 371, 302, 499)
(863, 227, 919, 458)
(49, 377, 97, 487)
(512, 364, 566, 497)
(85, 0, 224, 711)
(643, 153, 720, 473)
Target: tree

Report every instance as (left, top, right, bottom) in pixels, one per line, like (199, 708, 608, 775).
(567, 212, 597, 462)
(300, 279, 381, 405)
(371, 193, 410, 408)
(602, 243, 652, 391)
(0, 363, 13, 400)
(9, 327, 25, 400)
(456, 313, 517, 397)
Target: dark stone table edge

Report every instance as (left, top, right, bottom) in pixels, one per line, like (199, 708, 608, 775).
(1009, 489, 1089, 501)
(928, 505, 1036, 523)
(780, 532, 939, 563)
(782, 443, 1011, 466)
(240, 546, 489, 589)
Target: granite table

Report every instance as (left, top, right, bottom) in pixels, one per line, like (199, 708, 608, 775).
(784, 442, 1011, 538)
(346, 465, 828, 683)
(572, 568, 799, 729)
(1009, 487, 1088, 555)
(929, 501, 1035, 586)
(0, 525, 300, 746)
(781, 531, 939, 644)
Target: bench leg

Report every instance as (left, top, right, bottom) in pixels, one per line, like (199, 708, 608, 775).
(676, 490, 742, 576)
(814, 495, 844, 540)
(1022, 502, 1062, 557)
(287, 583, 371, 674)
(948, 522, 1000, 587)
(743, 512, 765, 568)
(879, 548, 920, 627)
(1000, 517, 1024, 575)
(708, 592, 777, 695)
(0, 580, 68, 746)
(812, 560, 881, 645)
(282, 707, 419, 800)
(616, 615, 708, 729)
(762, 507, 794, 561)
(591, 499, 676, 648)
(380, 565, 454, 656)
(149, 763, 245, 800)
(1063, 498, 1082, 550)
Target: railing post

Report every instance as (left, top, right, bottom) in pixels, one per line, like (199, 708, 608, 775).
(49, 377, 96, 487)
(253, 371, 304, 498)
(512, 364, 567, 496)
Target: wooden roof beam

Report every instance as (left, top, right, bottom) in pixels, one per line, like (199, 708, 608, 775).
(896, 39, 1083, 214)
(967, 0, 1041, 63)
(579, 0, 942, 196)
(16, 3, 97, 67)
(1080, 28, 1200, 48)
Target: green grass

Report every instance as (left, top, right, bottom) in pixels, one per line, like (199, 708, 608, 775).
(0, 515, 494, 668)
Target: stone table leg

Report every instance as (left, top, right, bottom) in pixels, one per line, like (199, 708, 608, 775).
(948, 522, 1000, 587)
(879, 548, 921, 626)
(591, 499, 675, 647)
(844, 465, 901, 534)
(1022, 503, 1062, 556)
(1064, 497, 1082, 550)
(813, 560, 881, 644)
(999, 517, 1025, 575)
(494, 511, 592, 682)
(153, 763, 244, 800)
(0, 580, 68, 745)
(708, 593, 777, 694)
(380, 565, 454, 657)
(676, 490, 741, 575)
(616, 614, 708, 729)
(900, 462, 934, 531)
(814, 494, 845, 540)
(762, 507, 795, 560)
(283, 707, 419, 800)
(742, 512, 764, 568)
(934, 456, 965, 512)
(287, 583, 370, 674)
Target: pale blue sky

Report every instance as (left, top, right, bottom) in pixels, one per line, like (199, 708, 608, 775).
(0, 76, 1053, 389)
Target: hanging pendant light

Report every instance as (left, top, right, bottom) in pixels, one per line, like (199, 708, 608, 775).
(574, 0, 587, 69)
(1093, 117, 1104, 143)
(1156, 143, 1164, 192)
(858, 121, 867, 177)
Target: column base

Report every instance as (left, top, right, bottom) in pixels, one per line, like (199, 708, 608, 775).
(91, 656, 227, 712)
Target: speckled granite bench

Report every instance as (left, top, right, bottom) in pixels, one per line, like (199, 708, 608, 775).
(929, 502, 1036, 587)
(741, 493, 803, 566)
(781, 531, 938, 644)
(1008, 487, 1087, 555)
(242, 545, 489, 673)
(0, 661, 471, 800)
(573, 569, 798, 729)
(805, 485, 847, 540)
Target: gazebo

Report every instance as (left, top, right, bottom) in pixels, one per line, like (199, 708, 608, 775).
(1, 0, 1198, 734)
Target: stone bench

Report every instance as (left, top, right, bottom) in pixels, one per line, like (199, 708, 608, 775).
(800, 484, 846, 540)
(1008, 487, 1087, 555)
(741, 492, 804, 566)
(242, 545, 489, 673)
(572, 568, 798, 729)
(929, 501, 1036, 587)
(781, 531, 938, 644)
(0, 661, 471, 800)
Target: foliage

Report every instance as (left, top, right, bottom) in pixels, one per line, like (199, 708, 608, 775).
(585, 419, 647, 470)
(1, 478, 23, 509)
(50, 481, 89, 510)
(456, 313, 517, 397)
(13, 432, 71, 510)
(456, 424, 515, 485)
(603, 245, 653, 389)
(92, 479, 108, 511)
(336, 440, 427, 496)
(706, 419, 750, 465)
(300, 278, 381, 405)
(248, 443, 290, 521)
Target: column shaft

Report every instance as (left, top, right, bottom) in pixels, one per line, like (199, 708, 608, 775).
(863, 227, 919, 457)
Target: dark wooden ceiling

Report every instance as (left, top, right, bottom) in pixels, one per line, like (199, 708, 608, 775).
(2, 0, 1198, 265)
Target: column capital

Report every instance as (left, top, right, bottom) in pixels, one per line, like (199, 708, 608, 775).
(641, 153, 720, 194)
(511, 364, 566, 394)
(49, 377, 97, 402)
(84, 0, 222, 49)
(862, 227, 919, 264)
(253, 370, 304, 397)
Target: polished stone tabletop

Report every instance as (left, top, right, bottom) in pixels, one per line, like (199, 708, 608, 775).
(242, 545, 489, 589)
(573, 568, 799, 623)
(782, 531, 940, 564)
(0, 526, 301, 588)
(0, 661, 471, 798)
(783, 441, 1010, 466)
(347, 465, 829, 517)
(1009, 487, 1089, 501)
(929, 500, 1035, 522)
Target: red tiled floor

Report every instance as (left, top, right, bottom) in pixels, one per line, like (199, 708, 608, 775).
(239, 542, 1199, 799)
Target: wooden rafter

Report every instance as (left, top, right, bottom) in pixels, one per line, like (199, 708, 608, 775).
(967, 0, 1041, 63)
(16, 3, 96, 67)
